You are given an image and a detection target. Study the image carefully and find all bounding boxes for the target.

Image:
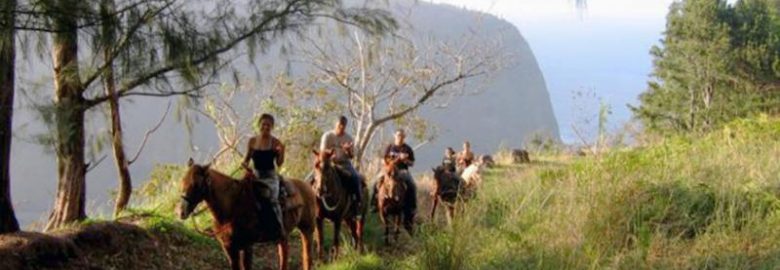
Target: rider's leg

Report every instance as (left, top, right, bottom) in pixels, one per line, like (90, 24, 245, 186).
(403, 172, 418, 214)
(344, 162, 363, 213)
(269, 175, 286, 238)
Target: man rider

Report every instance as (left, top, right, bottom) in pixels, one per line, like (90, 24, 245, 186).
(319, 116, 363, 216)
(373, 129, 417, 216)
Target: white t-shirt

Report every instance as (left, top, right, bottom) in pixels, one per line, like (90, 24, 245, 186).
(320, 131, 354, 163)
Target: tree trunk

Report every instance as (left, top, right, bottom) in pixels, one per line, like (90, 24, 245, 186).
(0, 0, 20, 234)
(106, 53, 132, 218)
(101, 0, 132, 218)
(46, 5, 87, 231)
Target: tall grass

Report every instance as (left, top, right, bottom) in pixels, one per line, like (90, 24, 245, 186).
(383, 116, 780, 269)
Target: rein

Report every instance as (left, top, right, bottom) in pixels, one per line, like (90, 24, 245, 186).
(318, 166, 349, 213)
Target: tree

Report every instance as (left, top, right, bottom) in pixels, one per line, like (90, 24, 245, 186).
(199, 76, 344, 179)
(297, 28, 508, 168)
(16, 0, 395, 231)
(0, 0, 20, 234)
(632, 0, 780, 134)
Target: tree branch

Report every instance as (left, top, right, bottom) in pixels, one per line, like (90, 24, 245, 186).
(374, 72, 484, 126)
(85, 0, 303, 107)
(128, 101, 171, 165)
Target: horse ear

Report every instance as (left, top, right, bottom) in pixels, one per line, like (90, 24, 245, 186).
(203, 163, 211, 171)
(187, 158, 194, 167)
(312, 149, 320, 158)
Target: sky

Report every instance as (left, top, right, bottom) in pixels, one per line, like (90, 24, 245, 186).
(425, 0, 678, 143)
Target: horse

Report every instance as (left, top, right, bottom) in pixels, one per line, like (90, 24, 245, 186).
(430, 166, 463, 224)
(376, 158, 414, 245)
(176, 159, 318, 270)
(311, 150, 368, 259)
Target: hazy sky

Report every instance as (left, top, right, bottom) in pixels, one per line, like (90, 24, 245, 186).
(425, 0, 677, 142)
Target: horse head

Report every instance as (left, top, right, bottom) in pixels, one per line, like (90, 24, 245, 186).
(312, 149, 338, 196)
(380, 158, 405, 203)
(177, 158, 212, 220)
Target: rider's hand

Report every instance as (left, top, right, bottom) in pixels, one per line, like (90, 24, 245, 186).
(341, 141, 353, 151)
(275, 143, 285, 154)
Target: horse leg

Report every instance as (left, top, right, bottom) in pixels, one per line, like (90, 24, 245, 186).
(430, 196, 439, 221)
(356, 217, 365, 252)
(404, 212, 415, 237)
(346, 218, 359, 250)
(446, 205, 454, 225)
(331, 219, 342, 260)
(300, 227, 314, 270)
(383, 213, 390, 246)
(240, 246, 253, 270)
(277, 239, 289, 270)
(315, 217, 324, 261)
(222, 245, 241, 270)
(394, 216, 401, 243)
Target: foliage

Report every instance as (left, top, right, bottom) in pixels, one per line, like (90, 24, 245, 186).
(633, 0, 780, 134)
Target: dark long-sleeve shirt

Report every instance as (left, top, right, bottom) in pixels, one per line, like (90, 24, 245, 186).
(384, 143, 415, 170)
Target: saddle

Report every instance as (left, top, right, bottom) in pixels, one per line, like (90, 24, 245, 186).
(244, 172, 300, 211)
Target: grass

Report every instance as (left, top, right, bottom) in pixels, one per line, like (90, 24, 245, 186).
(322, 116, 780, 269)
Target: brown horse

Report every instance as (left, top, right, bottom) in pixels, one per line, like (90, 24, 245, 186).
(311, 150, 368, 259)
(177, 159, 318, 270)
(376, 158, 414, 245)
(430, 166, 464, 224)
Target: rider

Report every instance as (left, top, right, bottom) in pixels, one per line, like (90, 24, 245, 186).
(442, 147, 457, 173)
(242, 113, 286, 239)
(457, 141, 475, 173)
(374, 129, 417, 215)
(319, 116, 363, 216)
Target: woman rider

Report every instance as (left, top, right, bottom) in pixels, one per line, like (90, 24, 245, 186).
(242, 113, 286, 239)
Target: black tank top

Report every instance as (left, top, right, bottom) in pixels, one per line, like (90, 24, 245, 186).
(251, 139, 277, 173)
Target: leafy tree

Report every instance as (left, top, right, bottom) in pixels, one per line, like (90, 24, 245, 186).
(15, 0, 394, 231)
(633, 0, 780, 134)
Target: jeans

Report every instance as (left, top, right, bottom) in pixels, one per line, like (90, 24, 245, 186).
(339, 161, 363, 202)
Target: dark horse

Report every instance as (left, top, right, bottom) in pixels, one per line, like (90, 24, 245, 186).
(430, 166, 464, 224)
(311, 150, 368, 259)
(177, 159, 318, 270)
(376, 158, 414, 245)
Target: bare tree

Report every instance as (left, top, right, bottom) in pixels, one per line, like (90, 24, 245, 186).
(297, 29, 510, 168)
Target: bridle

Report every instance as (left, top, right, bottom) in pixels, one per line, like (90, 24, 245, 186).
(315, 160, 347, 212)
(181, 167, 212, 209)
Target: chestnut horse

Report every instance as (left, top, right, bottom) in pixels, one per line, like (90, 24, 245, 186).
(177, 159, 318, 270)
(430, 166, 464, 224)
(311, 150, 368, 259)
(376, 158, 414, 245)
